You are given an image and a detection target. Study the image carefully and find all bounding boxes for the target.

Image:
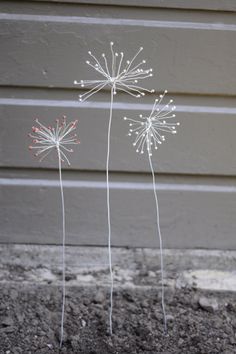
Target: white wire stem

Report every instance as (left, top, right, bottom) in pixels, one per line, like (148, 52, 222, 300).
(107, 87, 114, 335)
(28, 118, 79, 348)
(57, 148, 66, 348)
(148, 152, 167, 335)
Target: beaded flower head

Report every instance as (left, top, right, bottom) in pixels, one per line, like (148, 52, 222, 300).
(28, 116, 80, 164)
(74, 42, 154, 101)
(124, 90, 179, 156)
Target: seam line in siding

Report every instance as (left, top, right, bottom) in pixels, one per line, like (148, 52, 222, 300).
(1, 178, 236, 193)
(1, 13, 236, 31)
(0, 98, 236, 114)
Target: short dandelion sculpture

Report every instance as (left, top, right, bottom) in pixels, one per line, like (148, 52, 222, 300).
(124, 90, 179, 333)
(74, 42, 154, 335)
(28, 116, 80, 347)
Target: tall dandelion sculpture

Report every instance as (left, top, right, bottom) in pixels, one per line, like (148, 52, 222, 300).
(74, 42, 154, 334)
(28, 116, 80, 347)
(124, 90, 179, 333)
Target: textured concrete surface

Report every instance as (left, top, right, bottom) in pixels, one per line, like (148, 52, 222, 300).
(0, 244, 235, 291)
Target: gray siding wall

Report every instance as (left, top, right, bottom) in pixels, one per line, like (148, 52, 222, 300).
(1, 1, 236, 249)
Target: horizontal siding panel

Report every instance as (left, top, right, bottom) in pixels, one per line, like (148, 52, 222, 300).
(20, 0, 236, 12)
(0, 7, 236, 95)
(0, 99, 235, 175)
(1, 1, 236, 250)
(1, 174, 236, 249)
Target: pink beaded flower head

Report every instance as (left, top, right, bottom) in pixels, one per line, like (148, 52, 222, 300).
(28, 116, 80, 164)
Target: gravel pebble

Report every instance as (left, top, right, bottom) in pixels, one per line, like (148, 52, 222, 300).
(199, 296, 219, 312)
(1, 317, 14, 327)
(93, 290, 105, 304)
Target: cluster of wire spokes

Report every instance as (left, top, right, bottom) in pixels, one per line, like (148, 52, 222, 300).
(74, 42, 154, 101)
(28, 116, 80, 164)
(124, 90, 180, 156)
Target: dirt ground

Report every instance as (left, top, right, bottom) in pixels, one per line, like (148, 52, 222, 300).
(0, 284, 236, 354)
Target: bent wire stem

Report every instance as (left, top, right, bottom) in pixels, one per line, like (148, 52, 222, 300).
(57, 148, 66, 348)
(148, 152, 167, 334)
(28, 117, 79, 347)
(107, 88, 114, 335)
(74, 42, 154, 335)
(124, 91, 179, 334)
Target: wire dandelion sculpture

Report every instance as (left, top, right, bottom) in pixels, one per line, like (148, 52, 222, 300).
(28, 116, 80, 348)
(74, 42, 154, 335)
(124, 90, 179, 334)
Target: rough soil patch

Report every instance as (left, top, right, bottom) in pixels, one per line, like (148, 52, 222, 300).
(0, 284, 236, 353)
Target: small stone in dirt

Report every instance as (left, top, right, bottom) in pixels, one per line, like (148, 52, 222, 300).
(225, 302, 236, 312)
(46, 344, 53, 349)
(81, 319, 86, 327)
(93, 290, 105, 304)
(69, 303, 80, 316)
(16, 313, 24, 323)
(178, 338, 184, 346)
(230, 337, 236, 345)
(94, 309, 102, 319)
(166, 314, 174, 322)
(1, 317, 14, 327)
(65, 273, 76, 281)
(179, 308, 187, 315)
(83, 298, 90, 306)
(199, 296, 219, 312)
(179, 330, 186, 338)
(148, 270, 156, 278)
(123, 292, 134, 302)
(139, 269, 149, 277)
(141, 299, 149, 308)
